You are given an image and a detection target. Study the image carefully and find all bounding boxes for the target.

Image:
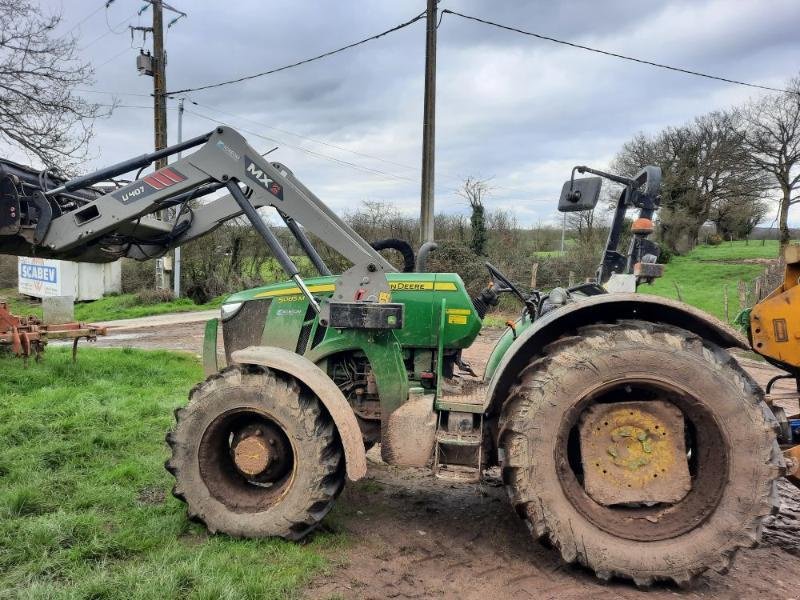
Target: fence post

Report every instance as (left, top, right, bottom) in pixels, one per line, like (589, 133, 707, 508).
(723, 284, 729, 322)
(568, 271, 575, 287)
(530, 263, 538, 289)
(738, 280, 747, 310)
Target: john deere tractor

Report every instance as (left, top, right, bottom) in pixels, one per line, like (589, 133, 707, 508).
(0, 128, 791, 585)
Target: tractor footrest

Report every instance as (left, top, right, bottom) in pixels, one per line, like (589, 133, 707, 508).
(434, 464, 481, 483)
(436, 380, 487, 414)
(433, 412, 483, 482)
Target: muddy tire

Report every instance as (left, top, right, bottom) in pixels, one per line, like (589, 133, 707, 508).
(498, 320, 783, 585)
(166, 364, 345, 540)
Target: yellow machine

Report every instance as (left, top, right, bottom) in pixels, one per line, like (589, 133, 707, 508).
(750, 244, 800, 485)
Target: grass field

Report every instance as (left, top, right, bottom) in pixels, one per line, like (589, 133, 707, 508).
(645, 240, 779, 321)
(0, 289, 223, 323)
(0, 348, 339, 598)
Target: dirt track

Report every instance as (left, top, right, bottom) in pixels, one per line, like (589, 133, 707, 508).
(91, 317, 800, 599)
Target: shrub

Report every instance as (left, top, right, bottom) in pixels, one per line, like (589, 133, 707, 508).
(657, 246, 674, 264)
(133, 288, 174, 305)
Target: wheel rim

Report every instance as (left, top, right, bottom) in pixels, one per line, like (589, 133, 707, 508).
(555, 376, 729, 542)
(198, 408, 296, 512)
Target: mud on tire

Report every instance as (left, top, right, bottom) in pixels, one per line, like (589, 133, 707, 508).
(166, 364, 345, 540)
(498, 320, 783, 586)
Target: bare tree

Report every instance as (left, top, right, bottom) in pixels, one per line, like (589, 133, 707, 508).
(0, 1, 105, 171)
(739, 77, 800, 249)
(613, 110, 766, 252)
(457, 177, 492, 256)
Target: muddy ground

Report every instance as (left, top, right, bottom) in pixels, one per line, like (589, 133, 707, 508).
(90, 318, 800, 599)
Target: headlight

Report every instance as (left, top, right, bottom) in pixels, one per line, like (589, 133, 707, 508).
(220, 302, 243, 321)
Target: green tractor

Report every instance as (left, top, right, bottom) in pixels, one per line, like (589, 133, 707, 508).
(0, 126, 782, 585)
(165, 163, 782, 586)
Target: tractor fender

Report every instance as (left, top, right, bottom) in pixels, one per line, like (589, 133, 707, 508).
(484, 293, 748, 418)
(231, 346, 367, 481)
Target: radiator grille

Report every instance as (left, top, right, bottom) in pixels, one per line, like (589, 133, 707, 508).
(295, 304, 317, 354)
(222, 299, 271, 363)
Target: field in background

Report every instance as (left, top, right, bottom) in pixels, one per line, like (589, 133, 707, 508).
(0, 289, 222, 322)
(1, 241, 781, 327)
(0, 348, 337, 598)
(646, 240, 778, 321)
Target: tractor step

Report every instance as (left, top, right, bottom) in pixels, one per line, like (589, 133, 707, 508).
(435, 379, 487, 414)
(433, 410, 483, 482)
(434, 463, 481, 483)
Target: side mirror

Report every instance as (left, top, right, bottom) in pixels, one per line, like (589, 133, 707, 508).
(558, 177, 602, 212)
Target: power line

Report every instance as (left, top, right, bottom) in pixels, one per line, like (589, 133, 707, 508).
(188, 99, 532, 191)
(94, 46, 133, 69)
(165, 11, 426, 95)
(104, 5, 130, 35)
(188, 100, 420, 173)
(75, 88, 152, 98)
(183, 107, 416, 183)
(81, 10, 139, 50)
(441, 9, 796, 95)
(64, 4, 105, 34)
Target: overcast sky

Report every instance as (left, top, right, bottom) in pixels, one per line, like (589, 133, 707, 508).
(31, 0, 800, 226)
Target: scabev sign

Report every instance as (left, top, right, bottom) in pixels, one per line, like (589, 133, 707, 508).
(20, 263, 58, 284)
(18, 257, 61, 297)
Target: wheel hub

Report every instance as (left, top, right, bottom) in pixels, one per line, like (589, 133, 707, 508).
(233, 435, 272, 477)
(579, 400, 691, 505)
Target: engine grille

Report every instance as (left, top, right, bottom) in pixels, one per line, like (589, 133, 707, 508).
(222, 299, 271, 363)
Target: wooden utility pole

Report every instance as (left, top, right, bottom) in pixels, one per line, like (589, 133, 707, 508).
(130, 0, 186, 289)
(419, 0, 438, 244)
(152, 0, 168, 169)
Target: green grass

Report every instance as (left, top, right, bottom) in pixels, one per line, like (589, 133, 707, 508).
(0, 348, 340, 598)
(645, 241, 779, 321)
(685, 239, 779, 261)
(0, 290, 223, 322)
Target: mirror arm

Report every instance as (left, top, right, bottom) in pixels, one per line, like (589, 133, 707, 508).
(571, 165, 633, 189)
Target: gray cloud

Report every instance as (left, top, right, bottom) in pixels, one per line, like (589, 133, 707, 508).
(18, 0, 800, 226)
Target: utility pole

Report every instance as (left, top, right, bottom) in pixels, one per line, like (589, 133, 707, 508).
(419, 0, 438, 244)
(173, 97, 185, 297)
(131, 0, 187, 290)
(152, 0, 168, 170)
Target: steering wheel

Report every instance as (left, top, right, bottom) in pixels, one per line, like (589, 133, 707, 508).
(485, 261, 528, 305)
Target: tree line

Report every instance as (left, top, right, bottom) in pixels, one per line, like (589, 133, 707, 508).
(612, 77, 800, 253)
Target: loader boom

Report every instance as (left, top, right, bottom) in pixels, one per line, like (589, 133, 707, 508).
(0, 126, 398, 322)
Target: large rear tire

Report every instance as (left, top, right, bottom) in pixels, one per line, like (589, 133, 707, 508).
(498, 320, 783, 585)
(166, 364, 345, 540)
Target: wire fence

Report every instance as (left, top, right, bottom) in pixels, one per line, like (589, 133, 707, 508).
(738, 259, 785, 312)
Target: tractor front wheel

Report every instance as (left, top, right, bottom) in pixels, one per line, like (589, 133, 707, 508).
(499, 321, 782, 585)
(166, 364, 345, 539)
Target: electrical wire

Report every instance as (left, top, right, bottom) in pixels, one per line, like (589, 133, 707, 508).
(104, 5, 130, 35)
(81, 10, 139, 50)
(165, 11, 426, 95)
(64, 4, 105, 34)
(184, 98, 517, 191)
(189, 101, 420, 173)
(183, 107, 416, 182)
(75, 89, 152, 98)
(440, 9, 796, 95)
(94, 46, 133, 69)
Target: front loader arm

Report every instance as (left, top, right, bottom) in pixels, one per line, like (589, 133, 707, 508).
(2, 126, 399, 322)
(39, 127, 391, 270)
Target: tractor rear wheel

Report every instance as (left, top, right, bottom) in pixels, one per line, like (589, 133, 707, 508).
(498, 320, 782, 586)
(166, 364, 345, 540)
